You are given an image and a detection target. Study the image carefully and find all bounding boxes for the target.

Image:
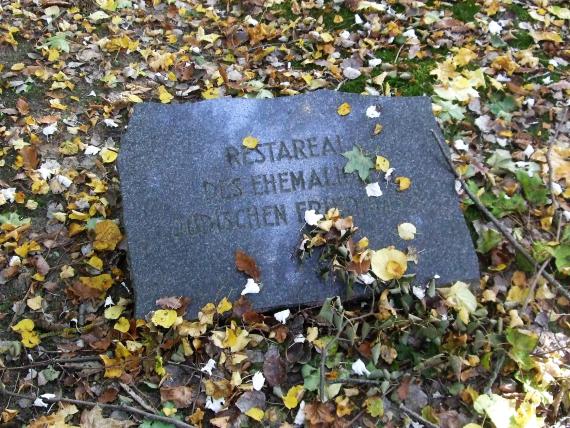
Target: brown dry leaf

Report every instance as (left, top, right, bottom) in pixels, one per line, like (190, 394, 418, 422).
(235, 249, 261, 280)
(80, 406, 135, 427)
(160, 386, 193, 408)
(263, 347, 286, 386)
(21, 146, 39, 170)
(156, 296, 191, 311)
(16, 97, 29, 115)
(305, 401, 336, 425)
(94, 220, 123, 251)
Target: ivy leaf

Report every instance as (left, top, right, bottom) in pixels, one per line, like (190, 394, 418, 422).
(45, 33, 70, 52)
(506, 328, 538, 371)
(516, 171, 549, 206)
(477, 227, 502, 253)
(553, 243, 570, 275)
(342, 147, 374, 181)
(489, 94, 517, 120)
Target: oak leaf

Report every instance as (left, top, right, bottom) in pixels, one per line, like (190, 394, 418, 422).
(235, 250, 260, 280)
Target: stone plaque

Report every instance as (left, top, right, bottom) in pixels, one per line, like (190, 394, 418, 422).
(119, 90, 479, 318)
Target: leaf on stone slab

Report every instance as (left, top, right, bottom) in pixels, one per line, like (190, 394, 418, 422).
(151, 309, 179, 328)
(235, 250, 260, 281)
(342, 147, 374, 181)
(337, 102, 351, 116)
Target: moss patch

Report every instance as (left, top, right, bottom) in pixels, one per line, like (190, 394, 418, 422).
(451, 0, 480, 22)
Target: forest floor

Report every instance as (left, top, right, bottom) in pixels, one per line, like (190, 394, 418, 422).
(0, 0, 569, 427)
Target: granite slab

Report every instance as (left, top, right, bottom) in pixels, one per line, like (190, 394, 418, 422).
(118, 90, 480, 318)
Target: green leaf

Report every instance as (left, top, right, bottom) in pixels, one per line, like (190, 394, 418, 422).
(0, 212, 31, 227)
(342, 146, 374, 181)
(39, 366, 61, 383)
(490, 34, 507, 48)
(365, 396, 384, 418)
(481, 192, 526, 218)
(506, 328, 538, 371)
(45, 33, 70, 52)
(474, 394, 517, 428)
(553, 243, 570, 274)
(477, 227, 502, 253)
(301, 364, 320, 391)
(487, 149, 517, 173)
(489, 94, 517, 120)
(516, 171, 549, 206)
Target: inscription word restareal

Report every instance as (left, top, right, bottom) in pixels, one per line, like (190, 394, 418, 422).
(176, 134, 363, 238)
(119, 90, 480, 318)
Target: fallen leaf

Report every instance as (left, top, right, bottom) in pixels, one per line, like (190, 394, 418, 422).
(235, 250, 261, 280)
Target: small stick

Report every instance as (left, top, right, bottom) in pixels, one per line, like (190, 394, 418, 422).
(327, 377, 383, 386)
(523, 259, 550, 310)
(484, 351, 506, 394)
(0, 387, 196, 428)
(119, 382, 157, 413)
(2, 356, 101, 371)
(431, 130, 570, 301)
(399, 403, 439, 428)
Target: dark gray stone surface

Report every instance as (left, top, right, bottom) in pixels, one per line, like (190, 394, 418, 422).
(119, 90, 479, 318)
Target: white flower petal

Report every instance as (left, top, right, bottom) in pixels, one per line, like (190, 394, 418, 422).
(252, 371, 265, 391)
(398, 223, 416, 240)
(366, 182, 383, 197)
(294, 401, 306, 425)
(274, 309, 291, 324)
(205, 396, 225, 413)
(241, 278, 260, 295)
(201, 358, 216, 376)
(366, 105, 380, 118)
(351, 359, 371, 376)
(304, 209, 323, 226)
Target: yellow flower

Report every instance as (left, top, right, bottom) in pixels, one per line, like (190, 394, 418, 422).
(371, 247, 407, 281)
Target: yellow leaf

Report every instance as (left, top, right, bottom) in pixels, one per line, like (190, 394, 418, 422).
(283, 385, 304, 409)
(202, 87, 220, 99)
(80, 274, 114, 291)
(375, 155, 390, 172)
(157, 85, 174, 103)
(12, 318, 34, 333)
(373, 123, 383, 135)
(216, 297, 232, 314)
(163, 406, 177, 417)
(21, 330, 41, 348)
(151, 309, 178, 328)
(104, 305, 124, 320)
(93, 220, 122, 251)
(114, 317, 130, 333)
(87, 255, 103, 270)
(530, 30, 562, 43)
(395, 176, 411, 191)
(100, 147, 118, 163)
(337, 102, 351, 116)
(371, 247, 408, 281)
(11, 63, 25, 71)
(245, 407, 264, 421)
(242, 135, 259, 149)
(126, 93, 143, 103)
(100, 354, 123, 378)
(26, 295, 43, 311)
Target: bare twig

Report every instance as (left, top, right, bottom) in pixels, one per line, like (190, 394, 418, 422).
(2, 356, 101, 371)
(0, 387, 196, 428)
(327, 377, 383, 386)
(431, 129, 570, 301)
(119, 382, 157, 413)
(523, 259, 550, 310)
(484, 351, 506, 394)
(399, 403, 439, 428)
(546, 107, 568, 214)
